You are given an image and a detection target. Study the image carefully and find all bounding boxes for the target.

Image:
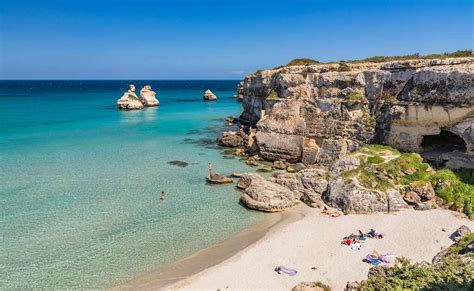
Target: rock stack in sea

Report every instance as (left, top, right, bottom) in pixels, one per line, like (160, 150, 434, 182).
(139, 85, 160, 106)
(117, 85, 144, 110)
(203, 89, 217, 101)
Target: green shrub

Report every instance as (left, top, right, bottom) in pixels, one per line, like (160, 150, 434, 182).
(362, 105, 376, 129)
(430, 169, 474, 218)
(343, 145, 474, 217)
(448, 233, 474, 255)
(286, 58, 320, 66)
(266, 89, 282, 101)
(359, 256, 474, 290)
(347, 91, 364, 101)
(338, 62, 351, 72)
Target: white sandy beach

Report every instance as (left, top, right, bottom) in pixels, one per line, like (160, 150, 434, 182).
(168, 207, 474, 290)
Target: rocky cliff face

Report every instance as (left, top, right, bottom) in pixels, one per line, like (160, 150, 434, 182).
(239, 58, 474, 169)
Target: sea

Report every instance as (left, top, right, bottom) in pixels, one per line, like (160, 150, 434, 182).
(0, 80, 264, 289)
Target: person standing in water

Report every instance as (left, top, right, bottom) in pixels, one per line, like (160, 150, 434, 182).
(160, 191, 165, 200)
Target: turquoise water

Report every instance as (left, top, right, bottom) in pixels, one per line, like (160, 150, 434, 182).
(0, 81, 264, 289)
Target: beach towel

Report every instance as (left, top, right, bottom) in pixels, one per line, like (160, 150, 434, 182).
(274, 266, 298, 276)
(350, 243, 362, 250)
(364, 252, 395, 265)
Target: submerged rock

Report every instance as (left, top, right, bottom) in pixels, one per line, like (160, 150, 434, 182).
(140, 85, 160, 106)
(203, 89, 217, 101)
(207, 164, 232, 184)
(117, 84, 144, 110)
(168, 160, 189, 167)
(218, 131, 243, 147)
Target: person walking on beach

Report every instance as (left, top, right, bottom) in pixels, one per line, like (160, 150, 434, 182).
(160, 191, 165, 200)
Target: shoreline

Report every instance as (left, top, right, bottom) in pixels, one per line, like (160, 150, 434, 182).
(113, 205, 306, 290)
(167, 208, 474, 290)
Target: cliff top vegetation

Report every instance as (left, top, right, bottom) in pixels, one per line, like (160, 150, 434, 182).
(279, 50, 472, 69)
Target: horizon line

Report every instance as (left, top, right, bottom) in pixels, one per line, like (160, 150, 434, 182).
(0, 79, 243, 81)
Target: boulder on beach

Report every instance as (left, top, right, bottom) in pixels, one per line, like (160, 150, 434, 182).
(292, 281, 331, 291)
(203, 89, 217, 101)
(117, 84, 144, 110)
(450, 225, 471, 242)
(140, 85, 160, 106)
(238, 173, 299, 212)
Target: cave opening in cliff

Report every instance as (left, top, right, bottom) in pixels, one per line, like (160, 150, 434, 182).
(421, 130, 467, 154)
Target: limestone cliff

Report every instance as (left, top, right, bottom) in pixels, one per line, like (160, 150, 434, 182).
(238, 58, 474, 169)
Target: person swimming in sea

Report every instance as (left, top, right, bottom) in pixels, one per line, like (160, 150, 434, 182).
(160, 191, 165, 200)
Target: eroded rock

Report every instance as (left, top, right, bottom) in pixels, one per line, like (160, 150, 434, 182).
(237, 58, 474, 168)
(203, 89, 217, 101)
(240, 174, 299, 212)
(218, 131, 243, 147)
(140, 85, 160, 106)
(326, 177, 408, 214)
(450, 225, 472, 242)
(117, 85, 144, 110)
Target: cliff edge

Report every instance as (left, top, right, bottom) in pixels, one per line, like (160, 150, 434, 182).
(238, 57, 474, 169)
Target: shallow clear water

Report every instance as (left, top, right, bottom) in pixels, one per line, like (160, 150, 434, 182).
(0, 81, 264, 289)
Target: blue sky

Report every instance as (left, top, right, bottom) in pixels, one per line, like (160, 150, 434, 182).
(0, 0, 472, 79)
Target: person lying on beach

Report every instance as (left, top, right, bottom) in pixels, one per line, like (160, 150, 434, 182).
(321, 206, 342, 217)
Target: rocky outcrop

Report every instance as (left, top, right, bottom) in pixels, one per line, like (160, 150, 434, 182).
(238, 58, 474, 168)
(324, 146, 418, 214)
(235, 81, 244, 101)
(238, 174, 299, 212)
(117, 85, 144, 110)
(326, 178, 408, 214)
(140, 85, 160, 106)
(203, 89, 217, 101)
(450, 225, 471, 242)
(292, 281, 331, 291)
(218, 131, 243, 147)
(238, 166, 329, 212)
(433, 226, 473, 264)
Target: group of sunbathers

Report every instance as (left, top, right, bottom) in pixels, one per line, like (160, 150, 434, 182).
(341, 229, 384, 249)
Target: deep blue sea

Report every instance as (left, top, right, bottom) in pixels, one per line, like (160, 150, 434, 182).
(0, 81, 264, 289)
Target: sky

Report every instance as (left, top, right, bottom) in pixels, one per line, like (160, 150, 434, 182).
(0, 0, 472, 80)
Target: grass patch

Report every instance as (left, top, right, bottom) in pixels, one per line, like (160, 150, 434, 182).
(346, 145, 474, 218)
(377, 153, 431, 185)
(358, 171, 391, 191)
(367, 156, 384, 164)
(430, 169, 474, 217)
(266, 89, 282, 101)
(347, 91, 364, 101)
